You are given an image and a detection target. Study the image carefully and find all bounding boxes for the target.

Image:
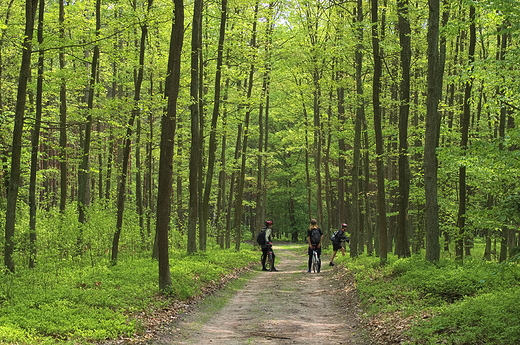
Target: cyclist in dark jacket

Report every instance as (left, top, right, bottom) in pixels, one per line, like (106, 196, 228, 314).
(329, 223, 350, 266)
(261, 221, 278, 271)
(307, 219, 323, 273)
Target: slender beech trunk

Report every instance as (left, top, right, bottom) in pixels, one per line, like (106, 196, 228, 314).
(156, 0, 184, 291)
(324, 125, 333, 238)
(297, 79, 312, 221)
(484, 194, 493, 260)
(104, 132, 114, 200)
(111, 0, 152, 264)
(371, 0, 387, 265)
(226, 122, 242, 249)
(0, 0, 17, 112)
(256, 9, 274, 232)
(216, 114, 228, 248)
(337, 80, 347, 226)
(4, 0, 38, 273)
(202, 0, 228, 248)
(28, 0, 45, 268)
(313, 76, 323, 229)
(497, 30, 509, 263)
(234, 4, 259, 251)
(188, 0, 203, 254)
(0, 2, 16, 197)
(146, 80, 154, 236)
(77, 0, 100, 247)
(351, 0, 364, 258)
(58, 0, 67, 213)
(215, 79, 229, 247)
(256, 101, 265, 232)
(396, 0, 411, 258)
(456, 4, 475, 261)
(425, 0, 442, 262)
(363, 124, 374, 255)
(135, 116, 144, 240)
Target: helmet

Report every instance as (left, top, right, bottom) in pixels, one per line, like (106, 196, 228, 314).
(310, 219, 317, 225)
(342, 223, 348, 227)
(265, 220, 273, 226)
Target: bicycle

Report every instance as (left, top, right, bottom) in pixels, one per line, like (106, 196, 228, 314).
(266, 242, 275, 271)
(311, 245, 320, 273)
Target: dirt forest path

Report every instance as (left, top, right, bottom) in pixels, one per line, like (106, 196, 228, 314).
(142, 243, 374, 345)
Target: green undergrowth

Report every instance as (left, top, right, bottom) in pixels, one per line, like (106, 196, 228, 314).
(334, 250, 520, 345)
(0, 244, 258, 344)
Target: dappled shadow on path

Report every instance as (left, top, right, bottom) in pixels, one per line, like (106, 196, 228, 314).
(139, 244, 373, 345)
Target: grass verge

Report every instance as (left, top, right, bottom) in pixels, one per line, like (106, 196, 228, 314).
(0, 244, 259, 345)
(332, 248, 520, 345)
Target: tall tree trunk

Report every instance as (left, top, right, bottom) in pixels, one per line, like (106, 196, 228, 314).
(297, 79, 312, 221)
(202, 0, 227, 248)
(146, 83, 154, 238)
(483, 194, 493, 260)
(175, 124, 184, 228)
(225, 122, 241, 249)
(4, 0, 38, 273)
(425, 0, 442, 262)
(337, 81, 347, 226)
(58, 0, 67, 213)
(313, 74, 323, 229)
(0, 0, 16, 201)
(455, 4, 475, 261)
(255, 7, 274, 232)
(135, 116, 144, 241)
(234, 3, 259, 251)
(216, 114, 228, 248)
(396, 0, 411, 258)
(324, 126, 333, 238)
(28, 0, 45, 268)
(363, 123, 374, 255)
(350, 0, 364, 258)
(0, 0, 16, 112)
(188, 0, 203, 254)
(77, 0, 100, 246)
(156, 0, 184, 291)
(104, 131, 114, 201)
(215, 79, 229, 247)
(497, 30, 509, 263)
(111, 0, 153, 264)
(371, 0, 387, 265)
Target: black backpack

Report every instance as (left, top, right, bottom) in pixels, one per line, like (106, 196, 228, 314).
(256, 229, 267, 245)
(330, 230, 340, 242)
(310, 228, 321, 244)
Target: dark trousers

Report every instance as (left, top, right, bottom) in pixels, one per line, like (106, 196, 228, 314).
(261, 247, 275, 268)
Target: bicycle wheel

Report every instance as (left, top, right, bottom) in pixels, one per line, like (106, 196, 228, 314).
(267, 252, 274, 271)
(312, 252, 319, 273)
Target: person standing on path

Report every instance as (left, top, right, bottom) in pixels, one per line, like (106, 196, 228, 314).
(307, 219, 323, 273)
(260, 220, 278, 271)
(329, 223, 350, 266)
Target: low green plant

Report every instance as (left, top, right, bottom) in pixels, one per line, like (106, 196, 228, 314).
(409, 286, 520, 344)
(342, 250, 520, 345)
(0, 245, 258, 344)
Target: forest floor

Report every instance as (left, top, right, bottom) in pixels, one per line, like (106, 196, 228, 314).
(102, 244, 409, 345)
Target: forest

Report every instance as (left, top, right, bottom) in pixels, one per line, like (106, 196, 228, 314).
(0, 0, 520, 342)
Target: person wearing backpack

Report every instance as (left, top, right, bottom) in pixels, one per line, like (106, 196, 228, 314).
(306, 219, 323, 273)
(259, 220, 278, 271)
(329, 223, 350, 266)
